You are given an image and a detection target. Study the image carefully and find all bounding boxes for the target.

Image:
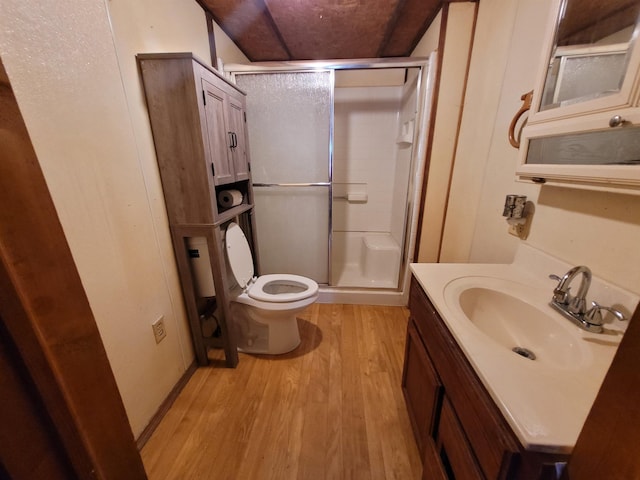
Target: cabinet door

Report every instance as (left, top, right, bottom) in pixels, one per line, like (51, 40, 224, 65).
(227, 95, 250, 181)
(202, 79, 235, 185)
(516, 108, 640, 189)
(435, 398, 484, 480)
(515, 0, 640, 192)
(528, 0, 640, 125)
(402, 319, 442, 453)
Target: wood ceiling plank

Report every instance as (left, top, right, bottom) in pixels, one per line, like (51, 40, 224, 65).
(202, 0, 450, 60)
(201, 0, 290, 61)
(380, 0, 442, 57)
(376, 0, 409, 57)
(265, 0, 403, 60)
(203, 0, 636, 61)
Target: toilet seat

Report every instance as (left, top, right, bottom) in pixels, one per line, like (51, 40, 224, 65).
(225, 222, 319, 303)
(250, 274, 318, 303)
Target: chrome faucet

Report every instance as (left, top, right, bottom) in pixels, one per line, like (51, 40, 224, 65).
(552, 265, 592, 315)
(549, 265, 626, 333)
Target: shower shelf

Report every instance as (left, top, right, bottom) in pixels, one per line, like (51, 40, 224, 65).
(396, 119, 414, 145)
(396, 135, 413, 146)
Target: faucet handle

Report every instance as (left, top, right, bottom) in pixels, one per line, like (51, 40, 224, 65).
(550, 274, 571, 304)
(584, 301, 626, 326)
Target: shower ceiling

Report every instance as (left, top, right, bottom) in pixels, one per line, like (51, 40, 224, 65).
(197, 0, 444, 61)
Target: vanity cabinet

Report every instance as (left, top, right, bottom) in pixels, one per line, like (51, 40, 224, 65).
(403, 277, 568, 479)
(435, 397, 485, 479)
(402, 319, 442, 454)
(516, 0, 640, 191)
(138, 53, 258, 368)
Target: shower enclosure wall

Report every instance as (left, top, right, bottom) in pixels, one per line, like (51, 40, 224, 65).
(228, 58, 435, 305)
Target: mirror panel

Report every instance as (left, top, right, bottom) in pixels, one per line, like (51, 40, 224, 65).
(540, 0, 640, 111)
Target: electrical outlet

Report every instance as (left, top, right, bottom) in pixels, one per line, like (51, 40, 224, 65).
(152, 316, 167, 344)
(508, 220, 529, 239)
(508, 223, 524, 237)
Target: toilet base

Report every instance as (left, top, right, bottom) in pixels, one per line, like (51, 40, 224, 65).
(230, 303, 301, 355)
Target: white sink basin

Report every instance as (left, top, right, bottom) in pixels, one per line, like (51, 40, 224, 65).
(411, 246, 638, 452)
(457, 286, 587, 368)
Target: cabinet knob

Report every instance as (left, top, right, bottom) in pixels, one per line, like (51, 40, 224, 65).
(609, 115, 625, 128)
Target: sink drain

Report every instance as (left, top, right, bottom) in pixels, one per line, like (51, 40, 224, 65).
(512, 346, 536, 360)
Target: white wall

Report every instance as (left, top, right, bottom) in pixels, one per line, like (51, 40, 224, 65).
(442, 0, 640, 294)
(415, 2, 477, 263)
(0, 0, 248, 438)
(333, 84, 403, 233)
(213, 22, 252, 65)
(439, 0, 519, 263)
(414, 2, 477, 262)
(412, 10, 442, 57)
(464, 0, 550, 265)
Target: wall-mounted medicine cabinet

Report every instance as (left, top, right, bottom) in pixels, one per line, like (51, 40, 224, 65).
(516, 0, 640, 192)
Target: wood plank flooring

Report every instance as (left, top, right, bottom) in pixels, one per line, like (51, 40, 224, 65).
(141, 304, 422, 480)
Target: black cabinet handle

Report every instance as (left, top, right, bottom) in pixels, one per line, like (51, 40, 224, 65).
(228, 131, 238, 149)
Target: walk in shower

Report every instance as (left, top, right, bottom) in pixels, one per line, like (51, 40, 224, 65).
(227, 58, 435, 304)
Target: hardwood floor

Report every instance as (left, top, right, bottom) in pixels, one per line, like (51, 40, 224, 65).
(141, 304, 422, 480)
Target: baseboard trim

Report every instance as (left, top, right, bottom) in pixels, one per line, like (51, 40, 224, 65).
(136, 360, 198, 450)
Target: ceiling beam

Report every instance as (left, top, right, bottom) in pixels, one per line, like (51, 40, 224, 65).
(194, 1, 218, 66)
(261, 0, 293, 60)
(376, 0, 408, 58)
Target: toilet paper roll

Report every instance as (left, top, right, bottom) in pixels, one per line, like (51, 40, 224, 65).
(218, 189, 243, 208)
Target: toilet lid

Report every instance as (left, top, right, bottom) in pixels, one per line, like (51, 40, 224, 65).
(225, 222, 254, 288)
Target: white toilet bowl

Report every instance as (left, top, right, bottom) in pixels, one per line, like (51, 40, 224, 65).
(225, 222, 319, 354)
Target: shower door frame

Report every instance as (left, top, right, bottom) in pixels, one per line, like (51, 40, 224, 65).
(227, 57, 436, 304)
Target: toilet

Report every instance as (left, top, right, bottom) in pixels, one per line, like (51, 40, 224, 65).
(225, 222, 319, 354)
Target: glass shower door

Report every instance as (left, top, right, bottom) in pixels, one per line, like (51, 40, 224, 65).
(235, 71, 332, 283)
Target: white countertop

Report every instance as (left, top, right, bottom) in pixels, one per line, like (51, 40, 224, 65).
(410, 245, 639, 453)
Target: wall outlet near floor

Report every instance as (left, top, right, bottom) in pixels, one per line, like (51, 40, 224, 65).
(152, 316, 167, 344)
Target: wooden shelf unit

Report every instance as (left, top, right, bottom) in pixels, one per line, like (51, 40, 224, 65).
(138, 52, 258, 367)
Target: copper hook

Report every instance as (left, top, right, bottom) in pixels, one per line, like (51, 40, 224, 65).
(508, 90, 533, 148)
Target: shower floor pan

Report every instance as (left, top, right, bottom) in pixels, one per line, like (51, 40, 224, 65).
(331, 232, 401, 288)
